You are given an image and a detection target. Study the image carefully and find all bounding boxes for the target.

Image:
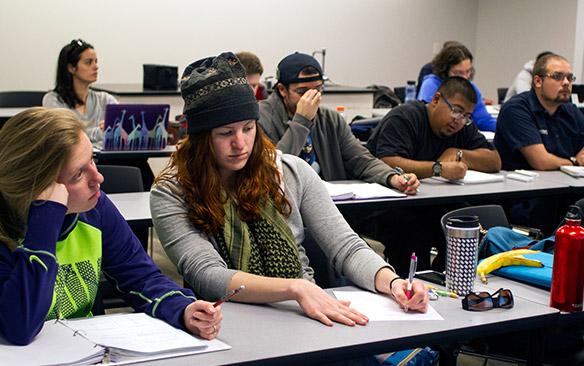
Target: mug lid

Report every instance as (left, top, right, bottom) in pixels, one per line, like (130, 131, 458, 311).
(446, 215, 479, 228)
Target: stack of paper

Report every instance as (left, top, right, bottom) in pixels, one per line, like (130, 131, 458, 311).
(0, 313, 230, 366)
(431, 170, 504, 185)
(323, 181, 406, 200)
(560, 165, 584, 178)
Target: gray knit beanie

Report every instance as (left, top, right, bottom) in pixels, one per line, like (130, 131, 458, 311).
(180, 52, 259, 134)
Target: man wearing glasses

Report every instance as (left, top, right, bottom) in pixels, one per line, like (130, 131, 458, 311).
(495, 53, 584, 171)
(366, 77, 500, 274)
(368, 76, 501, 180)
(258, 52, 419, 195)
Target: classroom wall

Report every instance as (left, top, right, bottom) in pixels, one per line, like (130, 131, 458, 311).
(474, 0, 580, 101)
(0, 0, 581, 101)
(0, 0, 478, 92)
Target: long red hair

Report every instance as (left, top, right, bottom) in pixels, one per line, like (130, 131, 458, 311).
(156, 124, 291, 235)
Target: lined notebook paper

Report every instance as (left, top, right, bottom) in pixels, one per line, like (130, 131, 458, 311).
(431, 170, 504, 185)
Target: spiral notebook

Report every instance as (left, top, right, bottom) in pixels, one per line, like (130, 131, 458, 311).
(0, 313, 230, 366)
(323, 181, 406, 200)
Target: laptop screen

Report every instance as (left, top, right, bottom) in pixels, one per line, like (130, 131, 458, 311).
(103, 104, 170, 151)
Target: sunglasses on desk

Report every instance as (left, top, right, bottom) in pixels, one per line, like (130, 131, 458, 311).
(462, 288, 514, 311)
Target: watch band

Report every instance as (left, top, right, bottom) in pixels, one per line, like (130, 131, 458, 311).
(432, 161, 442, 177)
(570, 156, 579, 166)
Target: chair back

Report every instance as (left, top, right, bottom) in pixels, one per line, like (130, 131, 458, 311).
(393, 86, 406, 103)
(440, 205, 509, 235)
(97, 165, 144, 193)
(572, 84, 584, 103)
(302, 229, 351, 288)
(93, 165, 144, 312)
(350, 116, 382, 142)
(0, 91, 45, 107)
(497, 88, 508, 105)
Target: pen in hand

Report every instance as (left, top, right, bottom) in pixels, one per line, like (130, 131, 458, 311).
(394, 167, 410, 182)
(213, 285, 245, 307)
(456, 150, 463, 162)
(406, 252, 417, 300)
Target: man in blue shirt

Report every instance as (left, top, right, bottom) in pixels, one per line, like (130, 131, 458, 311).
(495, 53, 584, 171)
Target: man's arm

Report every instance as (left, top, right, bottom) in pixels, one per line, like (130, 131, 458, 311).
(520, 144, 572, 170)
(439, 147, 501, 172)
(381, 155, 467, 180)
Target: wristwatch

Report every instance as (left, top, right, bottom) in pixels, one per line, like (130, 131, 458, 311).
(432, 161, 442, 177)
(570, 156, 579, 166)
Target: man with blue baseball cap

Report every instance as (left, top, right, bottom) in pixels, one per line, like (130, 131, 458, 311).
(259, 52, 419, 194)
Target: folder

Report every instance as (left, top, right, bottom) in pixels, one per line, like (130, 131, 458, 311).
(0, 313, 230, 366)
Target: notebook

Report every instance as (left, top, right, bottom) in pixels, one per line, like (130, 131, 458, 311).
(492, 252, 553, 289)
(323, 181, 406, 200)
(0, 313, 230, 366)
(560, 165, 584, 178)
(103, 104, 170, 151)
(431, 170, 505, 185)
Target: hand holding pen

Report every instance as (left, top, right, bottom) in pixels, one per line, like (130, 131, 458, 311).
(391, 167, 420, 194)
(214, 285, 245, 307)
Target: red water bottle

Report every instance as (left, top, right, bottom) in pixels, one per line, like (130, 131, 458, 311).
(550, 205, 584, 312)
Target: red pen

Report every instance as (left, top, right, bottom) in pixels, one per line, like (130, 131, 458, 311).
(213, 285, 245, 307)
(406, 253, 417, 299)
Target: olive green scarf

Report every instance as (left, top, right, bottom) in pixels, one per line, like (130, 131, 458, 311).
(214, 199, 302, 279)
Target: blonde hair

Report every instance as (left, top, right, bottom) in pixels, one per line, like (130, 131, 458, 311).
(0, 108, 84, 250)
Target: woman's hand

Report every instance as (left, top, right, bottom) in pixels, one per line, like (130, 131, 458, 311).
(290, 279, 368, 327)
(36, 182, 68, 207)
(183, 300, 223, 340)
(390, 278, 428, 313)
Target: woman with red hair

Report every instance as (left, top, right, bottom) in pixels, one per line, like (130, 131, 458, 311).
(151, 52, 428, 327)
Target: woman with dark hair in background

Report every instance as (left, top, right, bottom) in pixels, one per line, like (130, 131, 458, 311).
(417, 44, 496, 132)
(43, 39, 118, 145)
(43, 39, 155, 191)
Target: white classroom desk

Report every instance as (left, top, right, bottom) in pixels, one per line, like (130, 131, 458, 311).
(535, 170, 584, 189)
(132, 283, 556, 366)
(109, 192, 151, 226)
(0, 107, 26, 118)
(334, 171, 570, 213)
(109, 173, 571, 225)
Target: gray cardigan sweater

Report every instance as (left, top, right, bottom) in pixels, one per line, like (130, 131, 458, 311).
(150, 154, 390, 300)
(258, 93, 395, 184)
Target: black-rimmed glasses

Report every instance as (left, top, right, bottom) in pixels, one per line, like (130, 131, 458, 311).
(542, 72, 576, 83)
(292, 84, 324, 96)
(442, 95, 473, 126)
(462, 288, 514, 311)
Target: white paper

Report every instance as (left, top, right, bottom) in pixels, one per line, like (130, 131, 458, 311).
(431, 170, 504, 185)
(560, 165, 584, 177)
(333, 291, 443, 321)
(0, 313, 231, 366)
(507, 173, 534, 183)
(0, 320, 104, 366)
(64, 313, 205, 354)
(324, 181, 406, 200)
